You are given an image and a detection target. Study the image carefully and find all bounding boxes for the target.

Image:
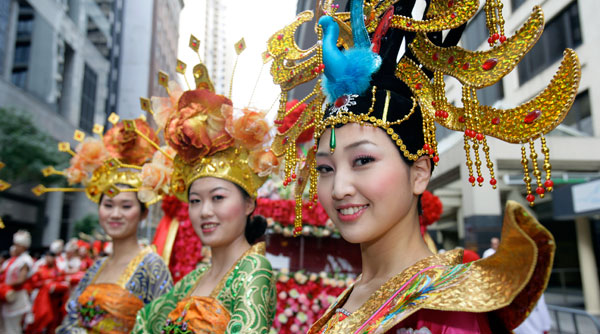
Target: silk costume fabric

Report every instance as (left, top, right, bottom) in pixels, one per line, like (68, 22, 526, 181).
(56, 246, 173, 333)
(309, 201, 556, 334)
(132, 242, 276, 334)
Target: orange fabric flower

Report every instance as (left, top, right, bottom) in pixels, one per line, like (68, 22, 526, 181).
(76, 138, 110, 172)
(152, 81, 183, 129)
(65, 156, 87, 184)
(226, 108, 271, 149)
(103, 119, 159, 165)
(137, 146, 176, 203)
(248, 149, 280, 177)
(165, 89, 234, 162)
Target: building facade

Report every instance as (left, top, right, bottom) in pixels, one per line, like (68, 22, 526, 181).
(0, 0, 183, 249)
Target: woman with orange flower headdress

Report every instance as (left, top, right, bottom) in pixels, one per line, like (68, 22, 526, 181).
(132, 54, 278, 333)
(35, 117, 173, 334)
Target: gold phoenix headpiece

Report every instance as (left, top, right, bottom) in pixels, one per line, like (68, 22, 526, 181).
(267, 0, 581, 235)
(32, 115, 169, 204)
(150, 36, 279, 202)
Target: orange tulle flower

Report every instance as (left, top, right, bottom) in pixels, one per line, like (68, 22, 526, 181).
(137, 146, 176, 203)
(226, 108, 271, 150)
(248, 149, 280, 177)
(165, 89, 234, 162)
(104, 119, 159, 165)
(152, 81, 184, 129)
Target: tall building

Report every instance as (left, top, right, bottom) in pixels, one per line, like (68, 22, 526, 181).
(0, 0, 183, 249)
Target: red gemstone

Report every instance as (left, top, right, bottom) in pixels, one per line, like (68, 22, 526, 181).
(423, 144, 430, 151)
(442, 111, 449, 118)
(492, 117, 500, 125)
(334, 95, 348, 108)
(283, 136, 289, 144)
(447, 56, 455, 64)
(428, 148, 435, 155)
(415, 83, 423, 90)
(462, 62, 470, 70)
(277, 34, 283, 40)
(477, 176, 484, 183)
(451, 12, 456, 19)
(292, 173, 297, 179)
(432, 52, 439, 61)
(499, 35, 507, 43)
(536, 186, 545, 195)
(448, 0, 454, 7)
(469, 130, 476, 138)
(406, 22, 412, 27)
(524, 110, 542, 124)
(431, 101, 436, 106)
(544, 180, 554, 188)
(490, 178, 497, 186)
(488, 37, 494, 44)
(458, 116, 465, 123)
(433, 156, 440, 163)
(482, 58, 498, 71)
(476, 133, 484, 141)
(492, 33, 500, 41)
(526, 194, 535, 202)
(469, 176, 476, 184)
(313, 194, 318, 200)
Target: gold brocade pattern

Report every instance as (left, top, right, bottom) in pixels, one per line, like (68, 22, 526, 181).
(115, 247, 153, 288)
(309, 201, 555, 333)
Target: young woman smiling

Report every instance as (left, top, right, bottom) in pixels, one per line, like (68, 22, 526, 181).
(266, 0, 578, 332)
(132, 84, 278, 333)
(52, 119, 173, 334)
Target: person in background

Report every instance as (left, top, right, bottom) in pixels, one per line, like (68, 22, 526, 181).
(1, 230, 34, 333)
(482, 237, 500, 258)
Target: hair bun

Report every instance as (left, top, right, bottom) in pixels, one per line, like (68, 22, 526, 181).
(245, 215, 267, 244)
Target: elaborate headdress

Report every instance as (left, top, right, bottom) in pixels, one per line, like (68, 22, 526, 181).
(148, 36, 279, 202)
(268, 0, 581, 234)
(32, 113, 169, 205)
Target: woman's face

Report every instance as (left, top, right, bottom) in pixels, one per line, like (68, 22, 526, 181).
(316, 123, 430, 244)
(98, 192, 146, 240)
(188, 177, 254, 248)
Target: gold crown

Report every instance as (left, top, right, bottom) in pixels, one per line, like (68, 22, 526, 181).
(152, 35, 278, 203)
(170, 146, 268, 202)
(267, 0, 581, 234)
(32, 115, 166, 205)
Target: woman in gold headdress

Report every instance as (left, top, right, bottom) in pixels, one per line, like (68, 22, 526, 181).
(36, 118, 174, 334)
(266, 0, 580, 332)
(132, 69, 278, 333)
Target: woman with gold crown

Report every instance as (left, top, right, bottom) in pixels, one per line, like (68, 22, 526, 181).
(131, 53, 278, 333)
(266, 0, 580, 332)
(34, 117, 174, 333)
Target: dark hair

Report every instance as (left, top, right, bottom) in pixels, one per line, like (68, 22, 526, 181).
(98, 185, 148, 214)
(234, 184, 267, 244)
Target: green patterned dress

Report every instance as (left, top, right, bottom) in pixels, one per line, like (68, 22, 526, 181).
(132, 242, 276, 334)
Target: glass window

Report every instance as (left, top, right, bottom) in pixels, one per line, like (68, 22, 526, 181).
(511, 0, 526, 11)
(11, 69, 27, 88)
(79, 65, 97, 132)
(517, 1, 582, 84)
(463, 9, 487, 50)
(562, 90, 592, 136)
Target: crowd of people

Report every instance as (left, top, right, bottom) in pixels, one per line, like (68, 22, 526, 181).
(0, 232, 112, 333)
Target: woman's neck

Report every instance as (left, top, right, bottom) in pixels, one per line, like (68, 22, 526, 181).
(110, 234, 141, 264)
(209, 236, 251, 276)
(359, 203, 433, 285)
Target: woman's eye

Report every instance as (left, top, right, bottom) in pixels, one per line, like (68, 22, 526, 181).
(189, 199, 200, 204)
(354, 156, 374, 167)
(103, 203, 113, 208)
(123, 206, 132, 209)
(212, 195, 224, 201)
(316, 165, 333, 174)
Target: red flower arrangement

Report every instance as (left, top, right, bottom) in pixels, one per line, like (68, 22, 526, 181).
(272, 270, 353, 334)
